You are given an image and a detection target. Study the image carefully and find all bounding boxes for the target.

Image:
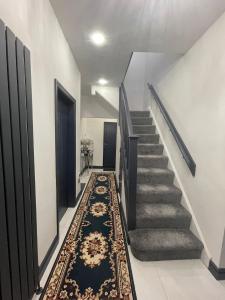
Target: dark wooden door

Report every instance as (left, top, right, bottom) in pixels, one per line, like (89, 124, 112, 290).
(103, 122, 117, 170)
(56, 91, 75, 222)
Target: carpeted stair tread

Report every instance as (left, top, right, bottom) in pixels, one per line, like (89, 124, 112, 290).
(136, 202, 191, 229)
(133, 125, 156, 134)
(130, 111, 150, 117)
(138, 143, 164, 155)
(138, 133, 160, 144)
(137, 183, 182, 204)
(131, 117, 153, 125)
(138, 154, 168, 168)
(137, 167, 174, 184)
(129, 229, 203, 261)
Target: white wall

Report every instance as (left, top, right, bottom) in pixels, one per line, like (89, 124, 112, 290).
(124, 53, 147, 111)
(154, 12, 225, 268)
(124, 52, 181, 111)
(81, 95, 118, 119)
(0, 0, 81, 264)
(81, 118, 117, 166)
(91, 86, 119, 111)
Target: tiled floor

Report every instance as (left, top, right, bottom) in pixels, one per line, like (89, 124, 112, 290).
(130, 253, 225, 299)
(34, 170, 225, 299)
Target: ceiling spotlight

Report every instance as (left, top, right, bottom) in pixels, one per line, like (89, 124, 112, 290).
(98, 78, 108, 85)
(90, 31, 106, 46)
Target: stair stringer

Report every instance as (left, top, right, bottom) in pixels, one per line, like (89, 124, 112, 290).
(147, 102, 211, 266)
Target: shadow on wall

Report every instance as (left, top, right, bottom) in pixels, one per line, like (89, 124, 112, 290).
(81, 94, 118, 119)
(124, 52, 182, 111)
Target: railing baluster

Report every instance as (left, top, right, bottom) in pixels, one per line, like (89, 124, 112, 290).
(119, 84, 138, 231)
(127, 136, 137, 230)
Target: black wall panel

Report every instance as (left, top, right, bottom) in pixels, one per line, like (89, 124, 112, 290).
(0, 20, 39, 300)
(24, 47, 39, 293)
(16, 38, 35, 298)
(6, 27, 29, 300)
(0, 133, 12, 300)
(0, 19, 21, 300)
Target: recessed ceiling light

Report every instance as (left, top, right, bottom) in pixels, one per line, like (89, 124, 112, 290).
(90, 31, 106, 46)
(98, 78, 108, 85)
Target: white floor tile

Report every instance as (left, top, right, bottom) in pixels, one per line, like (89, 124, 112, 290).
(128, 248, 168, 300)
(153, 259, 207, 277)
(160, 273, 225, 300)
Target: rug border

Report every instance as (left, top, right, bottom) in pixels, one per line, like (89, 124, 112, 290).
(114, 174, 137, 300)
(40, 172, 137, 299)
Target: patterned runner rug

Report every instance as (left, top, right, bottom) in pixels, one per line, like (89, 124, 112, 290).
(41, 173, 136, 300)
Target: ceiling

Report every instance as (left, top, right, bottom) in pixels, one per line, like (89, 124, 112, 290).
(50, 0, 225, 94)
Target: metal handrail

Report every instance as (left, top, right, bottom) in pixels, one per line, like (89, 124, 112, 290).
(121, 84, 137, 138)
(148, 83, 196, 176)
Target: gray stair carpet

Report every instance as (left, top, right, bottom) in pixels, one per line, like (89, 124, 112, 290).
(129, 111, 203, 261)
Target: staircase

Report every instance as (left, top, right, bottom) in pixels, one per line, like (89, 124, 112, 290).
(129, 111, 203, 261)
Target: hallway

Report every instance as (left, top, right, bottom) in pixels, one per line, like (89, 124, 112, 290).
(1, 1, 225, 299)
(33, 170, 225, 300)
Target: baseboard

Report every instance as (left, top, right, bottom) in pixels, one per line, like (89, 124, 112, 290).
(208, 260, 225, 280)
(80, 166, 87, 176)
(90, 165, 103, 169)
(39, 234, 59, 280)
(76, 188, 83, 203)
(113, 173, 121, 194)
(39, 186, 83, 281)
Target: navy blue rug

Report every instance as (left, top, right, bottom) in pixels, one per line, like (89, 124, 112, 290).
(41, 173, 135, 300)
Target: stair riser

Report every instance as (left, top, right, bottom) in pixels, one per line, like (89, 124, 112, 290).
(138, 135, 159, 144)
(131, 249, 202, 261)
(136, 217, 191, 229)
(130, 111, 149, 118)
(133, 126, 156, 134)
(138, 145, 164, 155)
(137, 173, 174, 185)
(138, 157, 168, 168)
(137, 193, 181, 204)
(132, 118, 153, 125)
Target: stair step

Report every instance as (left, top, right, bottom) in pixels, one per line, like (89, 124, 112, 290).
(136, 203, 191, 229)
(129, 229, 203, 261)
(137, 168, 174, 184)
(137, 184, 182, 204)
(133, 125, 156, 134)
(138, 155, 168, 168)
(138, 134, 159, 144)
(130, 111, 150, 117)
(138, 144, 164, 155)
(132, 117, 153, 125)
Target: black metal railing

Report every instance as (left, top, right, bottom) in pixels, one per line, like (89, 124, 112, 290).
(119, 83, 138, 230)
(148, 83, 196, 176)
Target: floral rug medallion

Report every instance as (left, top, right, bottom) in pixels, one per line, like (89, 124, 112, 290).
(41, 173, 135, 300)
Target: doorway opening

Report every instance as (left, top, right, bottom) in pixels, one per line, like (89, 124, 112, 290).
(103, 122, 117, 171)
(55, 80, 76, 227)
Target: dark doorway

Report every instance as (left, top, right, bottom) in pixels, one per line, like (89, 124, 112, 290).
(55, 80, 76, 224)
(103, 122, 117, 170)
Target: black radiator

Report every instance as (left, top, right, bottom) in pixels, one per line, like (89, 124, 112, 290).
(0, 20, 39, 300)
